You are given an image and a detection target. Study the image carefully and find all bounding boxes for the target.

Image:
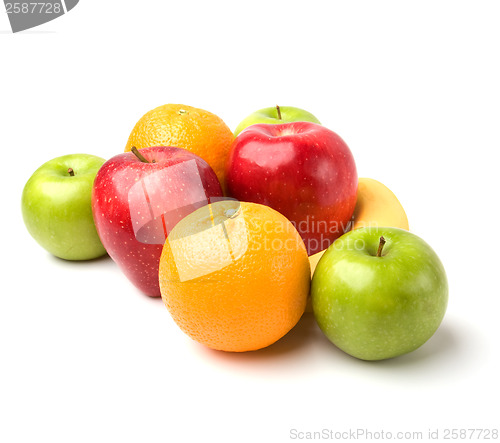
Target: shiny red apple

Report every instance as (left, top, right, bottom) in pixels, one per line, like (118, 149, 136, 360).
(92, 146, 223, 296)
(226, 122, 357, 255)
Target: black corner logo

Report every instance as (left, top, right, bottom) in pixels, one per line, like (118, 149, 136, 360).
(4, 1, 79, 33)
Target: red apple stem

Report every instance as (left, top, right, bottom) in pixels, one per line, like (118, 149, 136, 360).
(377, 236, 386, 257)
(276, 105, 282, 120)
(131, 146, 150, 163)
(67, 168, 75, 176)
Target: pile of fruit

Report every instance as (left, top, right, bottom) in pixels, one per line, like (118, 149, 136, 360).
(21, 104, 448, 361)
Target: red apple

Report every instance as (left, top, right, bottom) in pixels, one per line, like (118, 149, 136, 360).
(226, 122, 357, 255)
(92, 146, 223, 297)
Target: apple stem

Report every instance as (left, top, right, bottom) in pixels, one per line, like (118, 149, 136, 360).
(131, 146, 150, 163)
(67, 168, 75, 176)
(276, 105, 282, 120)
(377, 236, 386, 257)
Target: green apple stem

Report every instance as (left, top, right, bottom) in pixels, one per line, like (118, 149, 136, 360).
(276, 105, 282, 120)
(377, 236, 386, 257)
(67, 168, 75, 176)
(131, 146, 150, 163)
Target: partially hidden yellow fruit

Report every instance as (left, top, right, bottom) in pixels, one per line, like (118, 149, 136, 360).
(159, 200, 310, 352)
(352, 177, 409, 231)
(124, 104, 234, 190)
(308, 177, 409, 276)
(308, 251, 324, 277)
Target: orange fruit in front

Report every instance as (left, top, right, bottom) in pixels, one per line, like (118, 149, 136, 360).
(124, 104, 234, 190)
(159, 200, 310, 352)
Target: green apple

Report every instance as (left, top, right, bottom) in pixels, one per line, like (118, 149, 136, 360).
(311, 227, 448, 360)
(22, 154, 107, 260)
(233, 105, 321, 136)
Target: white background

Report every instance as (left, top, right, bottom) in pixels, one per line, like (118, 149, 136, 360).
(1, 1, 499, 442)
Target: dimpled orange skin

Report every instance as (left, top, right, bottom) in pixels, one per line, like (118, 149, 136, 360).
(124, 104, 234, 191)
(159, 202, 311, 352)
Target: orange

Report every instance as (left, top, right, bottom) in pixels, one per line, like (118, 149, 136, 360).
(159, 200, 310, 352)
(124, 104, 234, 190)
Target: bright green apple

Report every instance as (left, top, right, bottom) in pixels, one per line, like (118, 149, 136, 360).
(233, 105, 321, 136)
(311, 227, 448, 361)
(22, 154, 107, 260)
